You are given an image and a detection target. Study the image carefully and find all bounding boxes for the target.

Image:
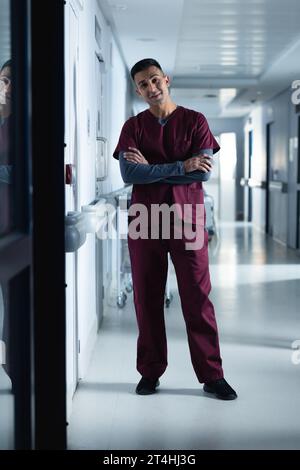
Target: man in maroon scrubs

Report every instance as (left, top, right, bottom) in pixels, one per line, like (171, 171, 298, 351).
(113, 59, 237, 400)
(0, 60, 12, 382)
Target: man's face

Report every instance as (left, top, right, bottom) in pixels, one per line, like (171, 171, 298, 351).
(134, 66, 170, 106)
(0, 66, 12, 115)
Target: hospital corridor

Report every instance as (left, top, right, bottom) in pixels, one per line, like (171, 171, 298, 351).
(68, 222, 300, 450)
(0, 0, 300, 454)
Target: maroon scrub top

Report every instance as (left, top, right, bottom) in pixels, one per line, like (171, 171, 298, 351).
(113, 106, 220, 210)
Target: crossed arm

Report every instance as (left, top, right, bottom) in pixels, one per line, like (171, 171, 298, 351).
(119, 148, 213, 185)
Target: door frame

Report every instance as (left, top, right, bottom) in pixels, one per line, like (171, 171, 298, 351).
(31, 0, 66, 449)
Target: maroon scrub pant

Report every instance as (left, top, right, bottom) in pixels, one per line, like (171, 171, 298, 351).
(128, 228, 224, 384)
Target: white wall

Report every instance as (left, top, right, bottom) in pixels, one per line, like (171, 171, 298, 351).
(74, 0, 102, 382)
(65, 0, 132, 412)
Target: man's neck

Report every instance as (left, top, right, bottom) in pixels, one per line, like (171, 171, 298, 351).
(148, 99, 177, 119)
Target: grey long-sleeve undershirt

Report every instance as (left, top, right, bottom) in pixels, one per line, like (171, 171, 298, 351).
(119, 149, 213, 185)
(0, 165, 12, 184)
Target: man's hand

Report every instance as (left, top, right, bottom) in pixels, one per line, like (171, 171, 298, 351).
(123, 147, 149, 165)
(183, 154, 213, 173)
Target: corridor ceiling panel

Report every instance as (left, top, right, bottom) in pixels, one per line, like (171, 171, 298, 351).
(99, 0, 300, 117)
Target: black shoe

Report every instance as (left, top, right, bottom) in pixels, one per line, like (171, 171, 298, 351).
(203, 378, 237, 400)
(136, 377, 160, 395)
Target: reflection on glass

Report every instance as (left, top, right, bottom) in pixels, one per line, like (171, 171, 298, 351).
(0, 0, 14, 450)
(0, 282, 14, 449)
(0, 59, 12, 236)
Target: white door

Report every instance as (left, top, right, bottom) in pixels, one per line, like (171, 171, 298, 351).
(95, 54, 108, 197)
(65, 1, 80, 416)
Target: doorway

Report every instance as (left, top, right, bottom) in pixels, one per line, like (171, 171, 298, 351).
(297, 191, 300, 250)
(296, 116, 300, 249)
(219, 132, 237, 221)
(265, 122, 273, 235)
(248, 130, 253, 222)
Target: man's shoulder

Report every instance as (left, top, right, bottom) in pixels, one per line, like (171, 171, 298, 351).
(178, 106, 207, 122)
(123, 109, 148, 128)
(180, 106, 207, 126)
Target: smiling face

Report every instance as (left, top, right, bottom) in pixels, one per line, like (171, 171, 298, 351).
(0, 65, 12, 117)
(134, 66, 170, 106)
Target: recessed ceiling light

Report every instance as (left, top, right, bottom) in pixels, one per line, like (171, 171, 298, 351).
(221, 30, 238, 35)
(222, 70, 236, 75)
(136, 38, 156, 42)
(221, 58, 238, 63)
(220, 44, 238, 49)
(110, 3, 128, 11)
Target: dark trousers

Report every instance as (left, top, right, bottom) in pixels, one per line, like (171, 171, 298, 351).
(128, 229, 224, 383)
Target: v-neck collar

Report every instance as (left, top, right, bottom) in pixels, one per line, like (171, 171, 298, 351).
(146, 105, 181, 126)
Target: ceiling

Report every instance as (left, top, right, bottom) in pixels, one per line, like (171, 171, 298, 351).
(100, 0, 300, 118)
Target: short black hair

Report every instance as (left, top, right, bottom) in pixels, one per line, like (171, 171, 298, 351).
(0, 59, 12, 73)
(130, 58, 163, 82)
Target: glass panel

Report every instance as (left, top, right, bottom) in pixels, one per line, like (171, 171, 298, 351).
(0, 0, 12, 237)
(0, 0, 14, 449)
(0, 282, 14, 449)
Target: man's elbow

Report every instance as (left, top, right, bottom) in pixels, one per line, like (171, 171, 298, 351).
(120, 160, 139, 184)
(121, 174, 133, 184)
(200, 171, 211, 182)
(120, 166, 133, 184)
(122, 171, 140, 184)
(120, 171, 128, 183)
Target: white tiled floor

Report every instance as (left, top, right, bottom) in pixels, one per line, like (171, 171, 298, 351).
(68, 223, 300, 450)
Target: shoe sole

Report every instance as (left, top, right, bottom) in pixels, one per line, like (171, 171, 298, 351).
(136, 380, 160, 395)
(203, 385, 237, 401)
